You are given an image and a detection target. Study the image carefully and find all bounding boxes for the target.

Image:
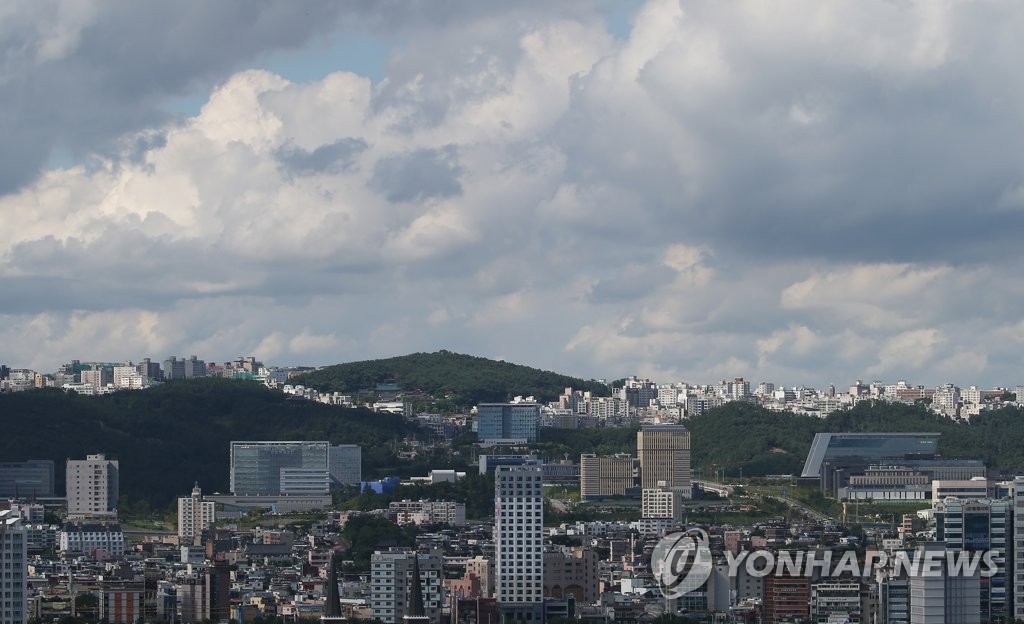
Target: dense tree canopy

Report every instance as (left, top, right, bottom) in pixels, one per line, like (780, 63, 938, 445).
(288, 350, 609, 408)
(0, 378, 418, 507)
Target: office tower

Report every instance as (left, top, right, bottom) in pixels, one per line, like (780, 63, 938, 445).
(329, 444, 362, 486)
(137, 358, 163, 381)
(637, 424, 692, 495)
(0, 459, 55, 498)
(370, 549, 442, 623)
(229, 441, 330, 496)
(579, 453, 635, 500)
(183, 355, 207, 378)
(494, 464, 544, 619)
(163, 356, 186, 381)
(476, 403, 541, 443)
(178, 483, 216, 545)
(0, 510, 27, 624)
(878, 572, 910, 624)
(910, 543, 981, 624)
(933, 497, 1012, 623)
(66, 453, 119, 517)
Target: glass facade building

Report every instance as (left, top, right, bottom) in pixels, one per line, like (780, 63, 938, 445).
(476, 403, 541, 442)
(229, 441, 329, 496)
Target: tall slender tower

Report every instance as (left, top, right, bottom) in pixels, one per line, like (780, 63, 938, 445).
(0, 510, 27, 624)
(494, 463, 544, 620)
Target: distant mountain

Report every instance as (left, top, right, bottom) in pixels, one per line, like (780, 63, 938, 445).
(288, 350, 610, 407)
(0, 378, 419, 508)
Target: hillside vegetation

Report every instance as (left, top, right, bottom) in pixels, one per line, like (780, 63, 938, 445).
(289, 350, 609, 407)
(0, 378, 418, 508)
(686, 400, 1024, 478)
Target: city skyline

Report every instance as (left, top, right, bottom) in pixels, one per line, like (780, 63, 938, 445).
(1, 1, 1024, 388)
(2, 350, 1023, 394)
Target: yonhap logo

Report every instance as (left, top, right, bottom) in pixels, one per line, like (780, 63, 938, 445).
(652, 529, 714, 598)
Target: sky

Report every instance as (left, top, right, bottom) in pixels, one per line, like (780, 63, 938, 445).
(2, 0, 1024, 389)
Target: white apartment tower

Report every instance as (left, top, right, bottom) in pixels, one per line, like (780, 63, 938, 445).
(0, 510, 27, 624)
(178, 483, 216, 545)
(494, 464, 544, 611)
(66, 454, 119, 518)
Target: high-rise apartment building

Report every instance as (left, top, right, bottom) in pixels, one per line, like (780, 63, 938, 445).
(178, 483, 216, 545)
(476, 403, 541, 443)
(579, 453, 635, 500)
(229, 441, 330, 496)
(0, 510, 27, 624)
(329, 444, 362, 486)
(637, 424, 691, 496)
(66, 454, 119, 518)
(494, 463, 544, 620)
(370, 549, 442, 623)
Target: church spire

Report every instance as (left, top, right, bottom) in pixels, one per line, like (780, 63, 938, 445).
(322, 551, 345, 622)
(407, 553, 425, 617)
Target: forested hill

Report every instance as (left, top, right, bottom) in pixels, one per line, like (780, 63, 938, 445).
(687, 401, 1024, 478)
(288, 350, 610, 406)
(0, 378, 418, 508)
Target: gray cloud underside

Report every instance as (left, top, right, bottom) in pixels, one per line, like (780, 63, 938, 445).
(2, 0, 1024, 387)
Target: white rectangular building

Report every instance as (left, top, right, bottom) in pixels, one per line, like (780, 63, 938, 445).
(178, 483, 216, 544)
(66, 454, 119, 518)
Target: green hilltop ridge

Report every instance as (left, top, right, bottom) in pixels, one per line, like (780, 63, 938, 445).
(0, 378, 422, 509)
(287, 350, 610, 407)
(4, 370, 1024, 511)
